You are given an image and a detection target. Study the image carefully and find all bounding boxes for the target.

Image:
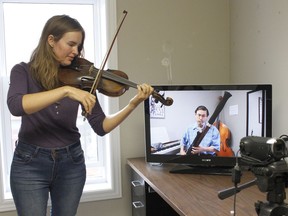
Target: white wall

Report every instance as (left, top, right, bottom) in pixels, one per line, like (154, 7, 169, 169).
(230, 0, 288, 137)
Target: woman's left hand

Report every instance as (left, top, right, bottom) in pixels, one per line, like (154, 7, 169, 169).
(129, 83, 154, 108)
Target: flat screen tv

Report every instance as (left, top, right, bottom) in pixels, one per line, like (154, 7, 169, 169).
(144, 84, 272, 175)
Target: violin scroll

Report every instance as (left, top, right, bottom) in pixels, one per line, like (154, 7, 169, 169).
(152, 91, 173, 106)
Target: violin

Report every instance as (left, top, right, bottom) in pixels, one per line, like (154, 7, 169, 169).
(58, 10, 173, 118)
(58, 57, 174, 106)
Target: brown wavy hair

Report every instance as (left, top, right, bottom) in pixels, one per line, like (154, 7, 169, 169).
(29, 15, 85, 90)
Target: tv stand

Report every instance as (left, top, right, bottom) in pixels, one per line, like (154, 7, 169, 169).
(169, 164, 233, 176)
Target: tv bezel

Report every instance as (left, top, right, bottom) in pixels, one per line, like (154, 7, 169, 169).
(144, 84, 272, 169)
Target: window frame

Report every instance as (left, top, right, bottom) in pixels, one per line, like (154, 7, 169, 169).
(0, 0, 121, 212)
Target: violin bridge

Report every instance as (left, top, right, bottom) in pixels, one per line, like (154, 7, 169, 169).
(89, 64, 94, 75)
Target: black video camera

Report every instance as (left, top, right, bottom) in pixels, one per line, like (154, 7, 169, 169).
(240, 136, 288, 166)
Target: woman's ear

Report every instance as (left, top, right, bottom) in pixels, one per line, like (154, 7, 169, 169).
(47, 35, 54, 48)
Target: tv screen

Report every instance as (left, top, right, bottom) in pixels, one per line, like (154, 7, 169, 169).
(144, 84, 272, 175)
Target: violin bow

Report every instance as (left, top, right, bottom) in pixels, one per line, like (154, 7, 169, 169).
(82, 10, 128, 118)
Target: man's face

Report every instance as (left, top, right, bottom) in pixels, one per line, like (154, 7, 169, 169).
(195, 110, 208, 127)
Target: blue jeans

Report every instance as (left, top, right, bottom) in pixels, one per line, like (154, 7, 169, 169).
(10, 141, 86, 216)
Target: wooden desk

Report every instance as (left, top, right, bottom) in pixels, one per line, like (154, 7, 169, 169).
(127, 157, 285, 216)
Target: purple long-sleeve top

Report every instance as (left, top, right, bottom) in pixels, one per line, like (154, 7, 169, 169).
(7, 62, 107, 148)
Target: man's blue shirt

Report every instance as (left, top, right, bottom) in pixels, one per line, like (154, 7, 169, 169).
(181, 123, 220, 155)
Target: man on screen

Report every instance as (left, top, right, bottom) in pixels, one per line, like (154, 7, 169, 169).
(179, 105, 220, 156)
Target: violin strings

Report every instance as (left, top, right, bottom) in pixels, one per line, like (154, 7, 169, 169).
(93, 68, 138, 89)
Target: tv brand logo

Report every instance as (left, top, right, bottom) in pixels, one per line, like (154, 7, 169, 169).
(202, 159, 212, 162)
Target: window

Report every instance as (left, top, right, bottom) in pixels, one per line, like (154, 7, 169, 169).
(0, 0, 120, 212)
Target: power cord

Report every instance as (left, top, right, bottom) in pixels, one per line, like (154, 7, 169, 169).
(231, 150, 241, 216)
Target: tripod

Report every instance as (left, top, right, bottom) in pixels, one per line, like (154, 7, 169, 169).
(254, 175, 288, 216)
(218, 173, 288, 215)
(230, 136, 288, 215)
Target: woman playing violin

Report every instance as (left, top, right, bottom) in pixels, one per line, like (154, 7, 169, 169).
(7, 15, 153, 216)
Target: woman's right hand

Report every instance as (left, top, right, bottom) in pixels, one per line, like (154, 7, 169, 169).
(65, 86, 96, 114)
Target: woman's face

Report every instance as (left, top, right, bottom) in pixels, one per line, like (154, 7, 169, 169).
(48, 31, 83, 66)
